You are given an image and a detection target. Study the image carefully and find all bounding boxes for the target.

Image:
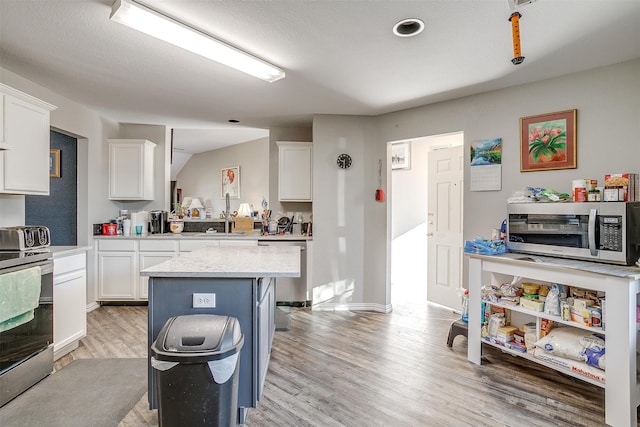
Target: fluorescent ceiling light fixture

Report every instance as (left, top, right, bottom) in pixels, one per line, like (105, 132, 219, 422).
(110, 0, 285, 82)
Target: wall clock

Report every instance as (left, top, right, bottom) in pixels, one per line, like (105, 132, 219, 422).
(337, 153, 352, 169)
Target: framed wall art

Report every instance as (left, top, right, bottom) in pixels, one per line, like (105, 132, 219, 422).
(391, 142, 411, 170)
(520, 109, 576, 172)
(221, 166, 240, 199)
(49, 149, 61, 178)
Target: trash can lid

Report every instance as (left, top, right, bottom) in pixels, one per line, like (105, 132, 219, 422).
(157, 314, 242, 354)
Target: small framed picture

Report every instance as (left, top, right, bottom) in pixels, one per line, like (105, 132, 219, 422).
(221, 166, 240, 199)
(49, 149, 61, 178)
(391, 142, 411, 170)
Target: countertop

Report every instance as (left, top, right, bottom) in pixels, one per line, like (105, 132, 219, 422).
(467, 251, 640, 279)
(94, 232, 311, 241)
(140, 245, 301, 278)
(49, 245, 92, 258)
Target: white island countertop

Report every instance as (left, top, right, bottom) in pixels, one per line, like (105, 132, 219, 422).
(140, 245, 301, 278)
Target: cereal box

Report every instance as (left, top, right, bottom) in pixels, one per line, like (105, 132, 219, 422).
(604, 173, 639, 201)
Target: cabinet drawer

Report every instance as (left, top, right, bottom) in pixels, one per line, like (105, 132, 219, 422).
(140, 239, 176, 252)
(97, 239, 136, 251)
(179, 240, 219, 252)
(54, 252, 86, 275)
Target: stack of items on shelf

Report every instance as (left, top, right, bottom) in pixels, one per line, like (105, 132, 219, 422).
(481, 281, 607, 383)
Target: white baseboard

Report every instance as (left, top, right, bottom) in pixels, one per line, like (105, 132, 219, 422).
(86, 302, 100, 312)
(311, 302, 392, 313)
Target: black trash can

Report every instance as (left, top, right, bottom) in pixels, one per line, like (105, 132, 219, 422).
(151, 314, 244, 427)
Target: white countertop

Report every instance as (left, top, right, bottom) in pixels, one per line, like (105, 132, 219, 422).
(467, 251, 640, 279)
(49, 246, 92, 258)
(94, 232, 311, 241)
(140, 245, 301, 278)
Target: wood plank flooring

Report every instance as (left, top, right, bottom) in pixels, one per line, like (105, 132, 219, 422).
(53, 300, 635, 426)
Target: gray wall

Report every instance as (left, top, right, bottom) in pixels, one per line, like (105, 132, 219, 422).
(312, 58, 640, 310)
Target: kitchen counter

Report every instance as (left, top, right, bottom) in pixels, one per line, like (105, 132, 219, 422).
(140, 245, 301, 278)
(49, 245, 92, 258)
(94, 232, 311, 241)
(144, 245, 300, 423)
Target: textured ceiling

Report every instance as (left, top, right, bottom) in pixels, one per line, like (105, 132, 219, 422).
(1, 0, 639, 153)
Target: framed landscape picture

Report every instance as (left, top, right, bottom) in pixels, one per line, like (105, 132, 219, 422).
(520, 109, 576, 172)
(49, 149, 61, 178)
(391, 142, 411, 170)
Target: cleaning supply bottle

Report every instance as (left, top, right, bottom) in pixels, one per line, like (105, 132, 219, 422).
(461, 289, 469, 323)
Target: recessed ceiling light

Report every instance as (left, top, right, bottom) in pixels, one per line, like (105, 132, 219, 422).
(392, 18, 425, 37)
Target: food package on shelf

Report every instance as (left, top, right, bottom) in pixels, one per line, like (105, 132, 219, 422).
(604, 173, 638, 201)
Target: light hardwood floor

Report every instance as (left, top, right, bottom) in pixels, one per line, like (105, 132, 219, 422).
(54, 300, 633, 427)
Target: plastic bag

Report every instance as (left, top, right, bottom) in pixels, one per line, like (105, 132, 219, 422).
(464, 238, 506, 255)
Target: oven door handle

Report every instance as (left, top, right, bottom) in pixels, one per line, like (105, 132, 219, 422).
(589, 208, 598, 256)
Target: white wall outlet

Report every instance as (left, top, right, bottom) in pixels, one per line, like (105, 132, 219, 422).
(193, 293, 216, 308)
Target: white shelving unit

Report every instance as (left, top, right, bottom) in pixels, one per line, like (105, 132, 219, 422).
(467, 253, 640, 427)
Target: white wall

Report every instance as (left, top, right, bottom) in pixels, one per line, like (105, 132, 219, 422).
(312, 58, 640, 311)
(176, 137, 269, 216)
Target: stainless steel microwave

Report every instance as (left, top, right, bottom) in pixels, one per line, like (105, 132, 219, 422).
(507, 201, 640, 265)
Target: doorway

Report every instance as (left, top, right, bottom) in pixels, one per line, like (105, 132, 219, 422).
(26, 130, 77, 245)
(390, 132, 464, 309)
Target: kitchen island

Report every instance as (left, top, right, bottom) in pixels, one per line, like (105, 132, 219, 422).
(140, 245, 300, 424)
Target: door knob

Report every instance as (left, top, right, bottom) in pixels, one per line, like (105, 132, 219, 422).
(427, 233, 433, 237)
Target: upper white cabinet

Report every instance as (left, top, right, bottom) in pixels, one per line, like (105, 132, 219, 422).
(0, 84, 56, 195)
(277, 141, 312, 202)
(108, 139, 156, 200)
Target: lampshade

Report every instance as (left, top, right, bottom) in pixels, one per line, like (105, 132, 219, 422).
(237, 203, 252, 217)
(189, 198, 204, 209)
(110, 0, 285, 82)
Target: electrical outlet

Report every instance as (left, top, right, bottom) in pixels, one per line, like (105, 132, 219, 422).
(193, 293, 216, 308)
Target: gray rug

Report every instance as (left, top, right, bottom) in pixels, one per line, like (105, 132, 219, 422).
(0, 358, 147, 427)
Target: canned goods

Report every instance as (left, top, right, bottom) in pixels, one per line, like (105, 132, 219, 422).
(589, 307, 602, 328)
(561, 302, 571, 321)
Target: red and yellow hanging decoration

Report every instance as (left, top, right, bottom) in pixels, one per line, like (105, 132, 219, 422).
(509, 12, 525, 65)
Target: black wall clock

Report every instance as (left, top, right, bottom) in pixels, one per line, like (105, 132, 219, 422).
(337, 153, 352, 169)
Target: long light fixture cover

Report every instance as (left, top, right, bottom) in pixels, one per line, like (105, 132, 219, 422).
(110, 0, 285, 82)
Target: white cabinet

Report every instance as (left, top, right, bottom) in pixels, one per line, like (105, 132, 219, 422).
(178, 239, 219, 253)
(108, 139, 156, 200)
(97, 239, 138, 300)
(219, 239, 258, 247)
(139, 240, 177, 300)
(0, 84, 56, 194)
(53, 251, 87, 360)
(277, 141, 312, 202)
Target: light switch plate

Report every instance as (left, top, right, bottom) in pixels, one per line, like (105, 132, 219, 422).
(193, 293, 216, 308)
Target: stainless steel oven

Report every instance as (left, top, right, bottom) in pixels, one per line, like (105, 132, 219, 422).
(0, 251, 53, 407)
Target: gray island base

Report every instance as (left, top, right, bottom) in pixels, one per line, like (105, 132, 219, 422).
(140, 246, 301, 424)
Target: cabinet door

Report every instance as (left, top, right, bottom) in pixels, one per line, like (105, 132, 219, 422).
(54, 269, 87, 357)
(219, 239, 258, 247)
(0, 92, 5, 146)
(179, 239, 219, 253)
(98, 251, 137, 299)
(108, 139, 156, 200)
(277, 141, 312, 202)
(1, 94, 51, 194)
(139, 252, 176, 299)
(257, 278, 275, 399)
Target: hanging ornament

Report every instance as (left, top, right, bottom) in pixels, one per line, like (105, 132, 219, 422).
(509, 12, 525, 65)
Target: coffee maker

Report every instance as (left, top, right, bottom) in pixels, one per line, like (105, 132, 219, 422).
(149, 210, 168, 234)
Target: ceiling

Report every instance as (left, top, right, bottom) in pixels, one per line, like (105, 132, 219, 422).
(1, 0, 639, 154)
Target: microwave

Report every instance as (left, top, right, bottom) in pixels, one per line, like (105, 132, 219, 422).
(507, 201, 640, 265)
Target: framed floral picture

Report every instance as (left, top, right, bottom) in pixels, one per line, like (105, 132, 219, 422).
(520, 109, 576, 172)
(221, 166, 240, 199)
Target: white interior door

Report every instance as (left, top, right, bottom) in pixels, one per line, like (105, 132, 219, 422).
(427, 145, 463, 309)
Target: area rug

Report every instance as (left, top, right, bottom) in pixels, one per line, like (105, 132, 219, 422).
(0, 358, 147, 427)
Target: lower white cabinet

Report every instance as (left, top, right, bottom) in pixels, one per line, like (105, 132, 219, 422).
(138, 239, 178, 300)
(97, 240, 138, 301)
(53, 251, 87, 360)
